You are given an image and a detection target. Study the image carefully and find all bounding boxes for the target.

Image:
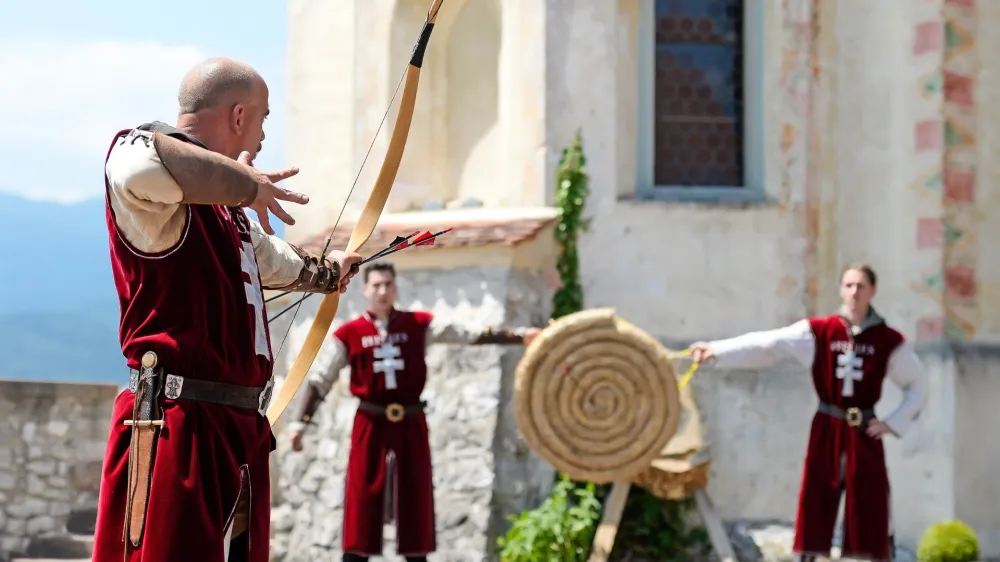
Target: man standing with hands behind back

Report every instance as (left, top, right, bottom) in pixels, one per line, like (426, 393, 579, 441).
(687, 264, 927, 562)
(93, 57, 362, 562)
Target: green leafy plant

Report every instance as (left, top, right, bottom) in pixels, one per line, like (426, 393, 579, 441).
(497, 476, 602, 562)
(552, 131, 591, 320)
(917, 520, 979, 562)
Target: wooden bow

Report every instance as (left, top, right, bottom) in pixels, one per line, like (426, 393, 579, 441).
(266, 0, 445, 425)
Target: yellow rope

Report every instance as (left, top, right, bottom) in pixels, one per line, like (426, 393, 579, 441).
(670, 349, 701, 389)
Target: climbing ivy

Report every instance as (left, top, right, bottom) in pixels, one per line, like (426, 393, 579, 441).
(551, 131, 590, 320)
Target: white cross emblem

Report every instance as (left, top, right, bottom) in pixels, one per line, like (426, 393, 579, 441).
(373, 341, 405, 390)
(836, 349, 864, 397)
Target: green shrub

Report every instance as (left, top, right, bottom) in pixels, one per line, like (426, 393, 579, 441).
(917, 520, 980, 562)
(496, 476, 602, 562)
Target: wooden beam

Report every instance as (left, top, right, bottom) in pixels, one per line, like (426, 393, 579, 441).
(694, 489, 737, 562)
(587, 481, 631, 562)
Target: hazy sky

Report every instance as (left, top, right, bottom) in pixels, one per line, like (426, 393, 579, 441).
(0, 0, 288, 204)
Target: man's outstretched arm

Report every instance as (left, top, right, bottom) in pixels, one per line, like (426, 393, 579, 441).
(427, 315, 539, 346)
(692, 319, 816, 370)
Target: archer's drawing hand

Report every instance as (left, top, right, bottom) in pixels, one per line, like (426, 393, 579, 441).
(866, 419, 896, 440)
(688, 342, 715, 364)
(328, 251, 364, 293)
(289, 429, 305, 452)
(238, 151, 308, 235)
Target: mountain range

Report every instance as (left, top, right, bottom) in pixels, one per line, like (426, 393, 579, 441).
(0, 193, 278, 385)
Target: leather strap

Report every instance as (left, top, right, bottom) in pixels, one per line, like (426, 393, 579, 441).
(358, 400, 427, 421)
(128, 369, 273, 415)
(817, 401, 876, 429)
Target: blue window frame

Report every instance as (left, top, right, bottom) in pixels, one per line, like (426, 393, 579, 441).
(636, 0, 764, 202)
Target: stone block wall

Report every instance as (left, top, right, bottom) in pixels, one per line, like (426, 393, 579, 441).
(0, 380, 118, 555)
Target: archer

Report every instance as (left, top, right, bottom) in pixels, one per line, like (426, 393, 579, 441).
(92, 57, 363, 562)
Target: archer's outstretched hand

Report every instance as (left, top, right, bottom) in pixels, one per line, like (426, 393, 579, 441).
(238, 151, 308, 235)
(688, 342, 715, 364)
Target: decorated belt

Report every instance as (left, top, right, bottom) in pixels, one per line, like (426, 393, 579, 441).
(121, 351, 272, 549)
(128, 354, 274, 417)
(817, 401, 876, 429)
(358, 400, 427, 423)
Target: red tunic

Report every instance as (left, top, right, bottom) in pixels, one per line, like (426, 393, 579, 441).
(92, 127, 275, 562)
(793, 314, 904, 561)
(338, 309, 436, 556)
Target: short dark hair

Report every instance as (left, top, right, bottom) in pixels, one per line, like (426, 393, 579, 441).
(364, 263, 396, 283)
(841, 262, 877, 287)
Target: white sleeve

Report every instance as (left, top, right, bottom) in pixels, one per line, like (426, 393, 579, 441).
(709, 319, 816, 370)
(104, 133, 187, 253)
(880, 341, 928, 438)
(284, 335, 349, 433)
(246, 218, 305, 288)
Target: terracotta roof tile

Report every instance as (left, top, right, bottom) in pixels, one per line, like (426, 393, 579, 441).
(298, 208, 559, 255)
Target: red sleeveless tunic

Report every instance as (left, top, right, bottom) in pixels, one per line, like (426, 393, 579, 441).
(337, 309, 436, 556)
(92, 125, 274, 562)
(794, 314, 904, 561)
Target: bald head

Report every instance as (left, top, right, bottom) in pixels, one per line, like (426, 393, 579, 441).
(178, 58, 263, 115)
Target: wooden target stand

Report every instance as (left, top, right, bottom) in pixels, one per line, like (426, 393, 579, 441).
(513, 309, 736, 562)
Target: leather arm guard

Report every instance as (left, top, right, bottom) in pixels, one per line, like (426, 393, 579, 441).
(297, 383, 326, 425)
(470, 326, 528, 345)
(269, 244, 342, 294)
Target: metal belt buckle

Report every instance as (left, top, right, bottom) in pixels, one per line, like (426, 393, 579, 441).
(385, 403, 405, 423)
(258, 378, 275, 417)
(845, 406, 863, 428)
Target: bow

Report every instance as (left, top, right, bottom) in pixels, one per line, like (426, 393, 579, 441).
(265, 0, 445, 425)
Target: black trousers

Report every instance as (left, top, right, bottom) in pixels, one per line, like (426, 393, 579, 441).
(343, 554, 426, 562)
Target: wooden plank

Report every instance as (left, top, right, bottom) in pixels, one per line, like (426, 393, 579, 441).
(587, 480, 631, 562)
(694, 488, 737, 562)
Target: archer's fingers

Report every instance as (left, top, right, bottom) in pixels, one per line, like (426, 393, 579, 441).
(238, 151, 253, 166)
(273, 187, 309, 205)
(257, 210, 275, 236)
(265, 167, 300, 183)
(269, 200, 296, 226)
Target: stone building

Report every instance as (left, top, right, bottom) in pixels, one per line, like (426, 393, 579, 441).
(269, 0, 1000, 559)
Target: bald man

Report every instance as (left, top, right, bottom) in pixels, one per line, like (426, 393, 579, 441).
(91, 58, 362, 562)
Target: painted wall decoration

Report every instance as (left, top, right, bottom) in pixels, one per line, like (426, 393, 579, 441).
(913, 0, 978, 341)
(940, 0, 979, 339)
(779, 0, 820, 317)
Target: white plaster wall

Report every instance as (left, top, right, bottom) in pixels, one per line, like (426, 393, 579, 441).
(546, 0, 803, 343)
(284, 0, 1000, 553)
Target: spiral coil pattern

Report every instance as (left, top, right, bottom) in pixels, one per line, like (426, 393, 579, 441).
(514, 308, 681, 483)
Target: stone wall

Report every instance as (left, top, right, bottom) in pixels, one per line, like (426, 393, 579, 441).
(0, 380, 118, 556)
(269, 266, 556, 562)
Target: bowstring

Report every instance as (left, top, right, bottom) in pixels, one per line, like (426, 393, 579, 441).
(270, 64, 410, 361)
